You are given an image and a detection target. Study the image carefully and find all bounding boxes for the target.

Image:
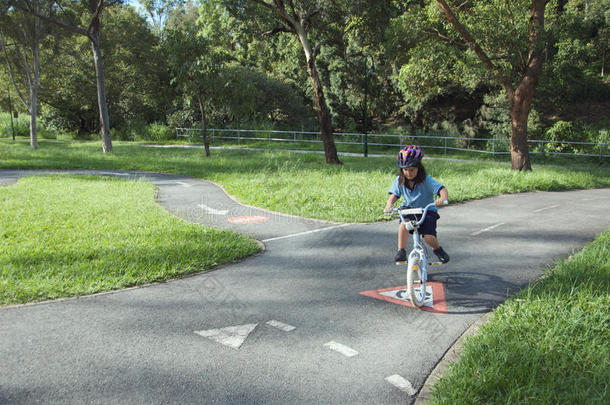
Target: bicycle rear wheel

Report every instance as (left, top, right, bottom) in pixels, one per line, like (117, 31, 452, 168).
(407, 255, 426, 307)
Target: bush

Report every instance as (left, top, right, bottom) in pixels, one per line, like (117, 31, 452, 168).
(111, 121, 175, 142)
(0, 116, 29, 138)
(147, 123, 174, 141)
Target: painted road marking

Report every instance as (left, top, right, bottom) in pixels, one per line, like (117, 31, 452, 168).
(194, 323, 258, 349)
(198, 204, 229, 215)
(385, 375, 416, 395)
(359, 283, 447, 314)
(470, 222, 505, 236)
(176, 181, 192, 188)
(534, 204, 560, 213)
(262, 223, 353, 243)
(228, 215, 269, 224)
(266, 320, 296, 332)
(99, 171, 129, 176)
(380, 286, 433, 307)
(324, 341, 359, 357)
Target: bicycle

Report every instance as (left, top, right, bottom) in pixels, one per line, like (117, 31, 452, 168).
(388, 202, 447, 307)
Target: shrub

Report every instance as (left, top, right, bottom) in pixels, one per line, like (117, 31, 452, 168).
(147, 123, 174, 141)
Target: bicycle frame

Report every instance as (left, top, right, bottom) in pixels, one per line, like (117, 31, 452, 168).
(387, 202, 445, 307)
(396, 202, 437, 274)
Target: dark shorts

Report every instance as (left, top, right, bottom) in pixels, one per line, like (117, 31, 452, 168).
(399, 210, 440, 237)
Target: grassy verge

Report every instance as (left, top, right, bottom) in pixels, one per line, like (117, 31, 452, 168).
(0, 176, 260, 306)
(1, 139, 609, 222)
(431, 230, 610, 404)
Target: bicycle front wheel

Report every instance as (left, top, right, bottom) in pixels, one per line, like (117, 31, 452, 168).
(407, 255, 426, 307)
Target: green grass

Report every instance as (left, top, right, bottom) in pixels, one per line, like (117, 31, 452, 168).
(431, 231, 610, 404)
(1, 139, 609, 222)
(0, 175, 260, 305)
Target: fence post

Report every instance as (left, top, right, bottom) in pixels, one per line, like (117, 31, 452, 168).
(541, 141, 545, 157)
(444, 137, 447, 155)
(492, 138, 495, 155)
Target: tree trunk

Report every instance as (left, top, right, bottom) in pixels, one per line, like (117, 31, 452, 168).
(295, 28, 341, 164)
(196, 93, 211, 157)
(90, 30, 112, 152)
(29, 19, 40, 149)
(509, 92, 532, 171)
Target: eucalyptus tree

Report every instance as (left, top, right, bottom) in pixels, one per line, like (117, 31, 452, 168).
(165, 15, 230, 157)
(434, 0, 556, 171)
(39, 4, 167, 134)
(21, 0, 118, 152)
(391, 1, 564, 170)
(135, 0, 184, 33)
(223, 0, 344, 164)
(0, 1, 52, 148)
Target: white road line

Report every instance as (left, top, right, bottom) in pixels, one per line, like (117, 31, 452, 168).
(99, 171, 129, 176)
(197, 204, 229, 215)
(176, 181, 192, 188)
(324, 341, 359, 357)
(470, 222, 506, 236)
(262, 223, 353, 243)
(385, 375, 416, 395)
(533, 204, 560, 213)
(266, 320, 296, 332)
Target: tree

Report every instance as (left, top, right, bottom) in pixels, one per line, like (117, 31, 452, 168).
(165, 14, 229, 157)
(135, 0, 183, 33)
(434, 0, 551, 171)
(0, 1, 50, 148)
(229, 0, 342, 164)
(21, 0, 115, 152)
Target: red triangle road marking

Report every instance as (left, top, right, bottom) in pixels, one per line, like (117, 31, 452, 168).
(359, 283, 447, 314)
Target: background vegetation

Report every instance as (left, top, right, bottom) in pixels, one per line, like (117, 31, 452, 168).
(1, 0, 608, 148)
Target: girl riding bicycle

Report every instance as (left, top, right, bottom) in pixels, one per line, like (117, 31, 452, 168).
(384, 145, 450, 264)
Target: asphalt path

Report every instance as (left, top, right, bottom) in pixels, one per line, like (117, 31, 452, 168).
(1, 169, 609, 404)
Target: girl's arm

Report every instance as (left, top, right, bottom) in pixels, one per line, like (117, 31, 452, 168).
(384, 193, 399, 213)
(435, 187, 449, 207)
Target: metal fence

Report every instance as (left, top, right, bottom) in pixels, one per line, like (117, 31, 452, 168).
(175, 127, 610, 160)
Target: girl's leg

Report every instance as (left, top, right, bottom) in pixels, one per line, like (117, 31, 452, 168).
(398, 223, 409, 249)
(423, 234, 440, 250)
(424, 234, 450, 263)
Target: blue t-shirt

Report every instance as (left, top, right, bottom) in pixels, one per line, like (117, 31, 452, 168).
(388, 175, 444, 211)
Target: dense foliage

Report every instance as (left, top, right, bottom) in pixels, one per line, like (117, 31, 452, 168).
(1, 0, 608, 145)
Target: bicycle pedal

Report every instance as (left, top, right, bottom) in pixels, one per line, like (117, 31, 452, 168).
(429, 261, 443, 266)
(395, 261, 406, 265)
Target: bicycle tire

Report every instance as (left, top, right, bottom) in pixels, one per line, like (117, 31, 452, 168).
(407, 255, 426, 307)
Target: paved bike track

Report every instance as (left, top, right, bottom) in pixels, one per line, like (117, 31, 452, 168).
(1, 169, 609, 404)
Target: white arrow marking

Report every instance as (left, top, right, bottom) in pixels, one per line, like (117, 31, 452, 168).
(266, 320, 296, 332)
(198, 204, 229, 215)
(194, 323, 258, 349)
(176, 181, 192, 187)
(385, 375, 416, 395)
(324, 341, 359, 357)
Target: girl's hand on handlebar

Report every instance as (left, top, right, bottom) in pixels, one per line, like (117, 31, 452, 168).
(435, 198, 449, 207)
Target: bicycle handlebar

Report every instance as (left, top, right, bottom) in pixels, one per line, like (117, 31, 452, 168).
(386, 201, 447, 228)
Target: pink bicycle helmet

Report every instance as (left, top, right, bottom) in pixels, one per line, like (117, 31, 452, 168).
(397, 145, 423, 168)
